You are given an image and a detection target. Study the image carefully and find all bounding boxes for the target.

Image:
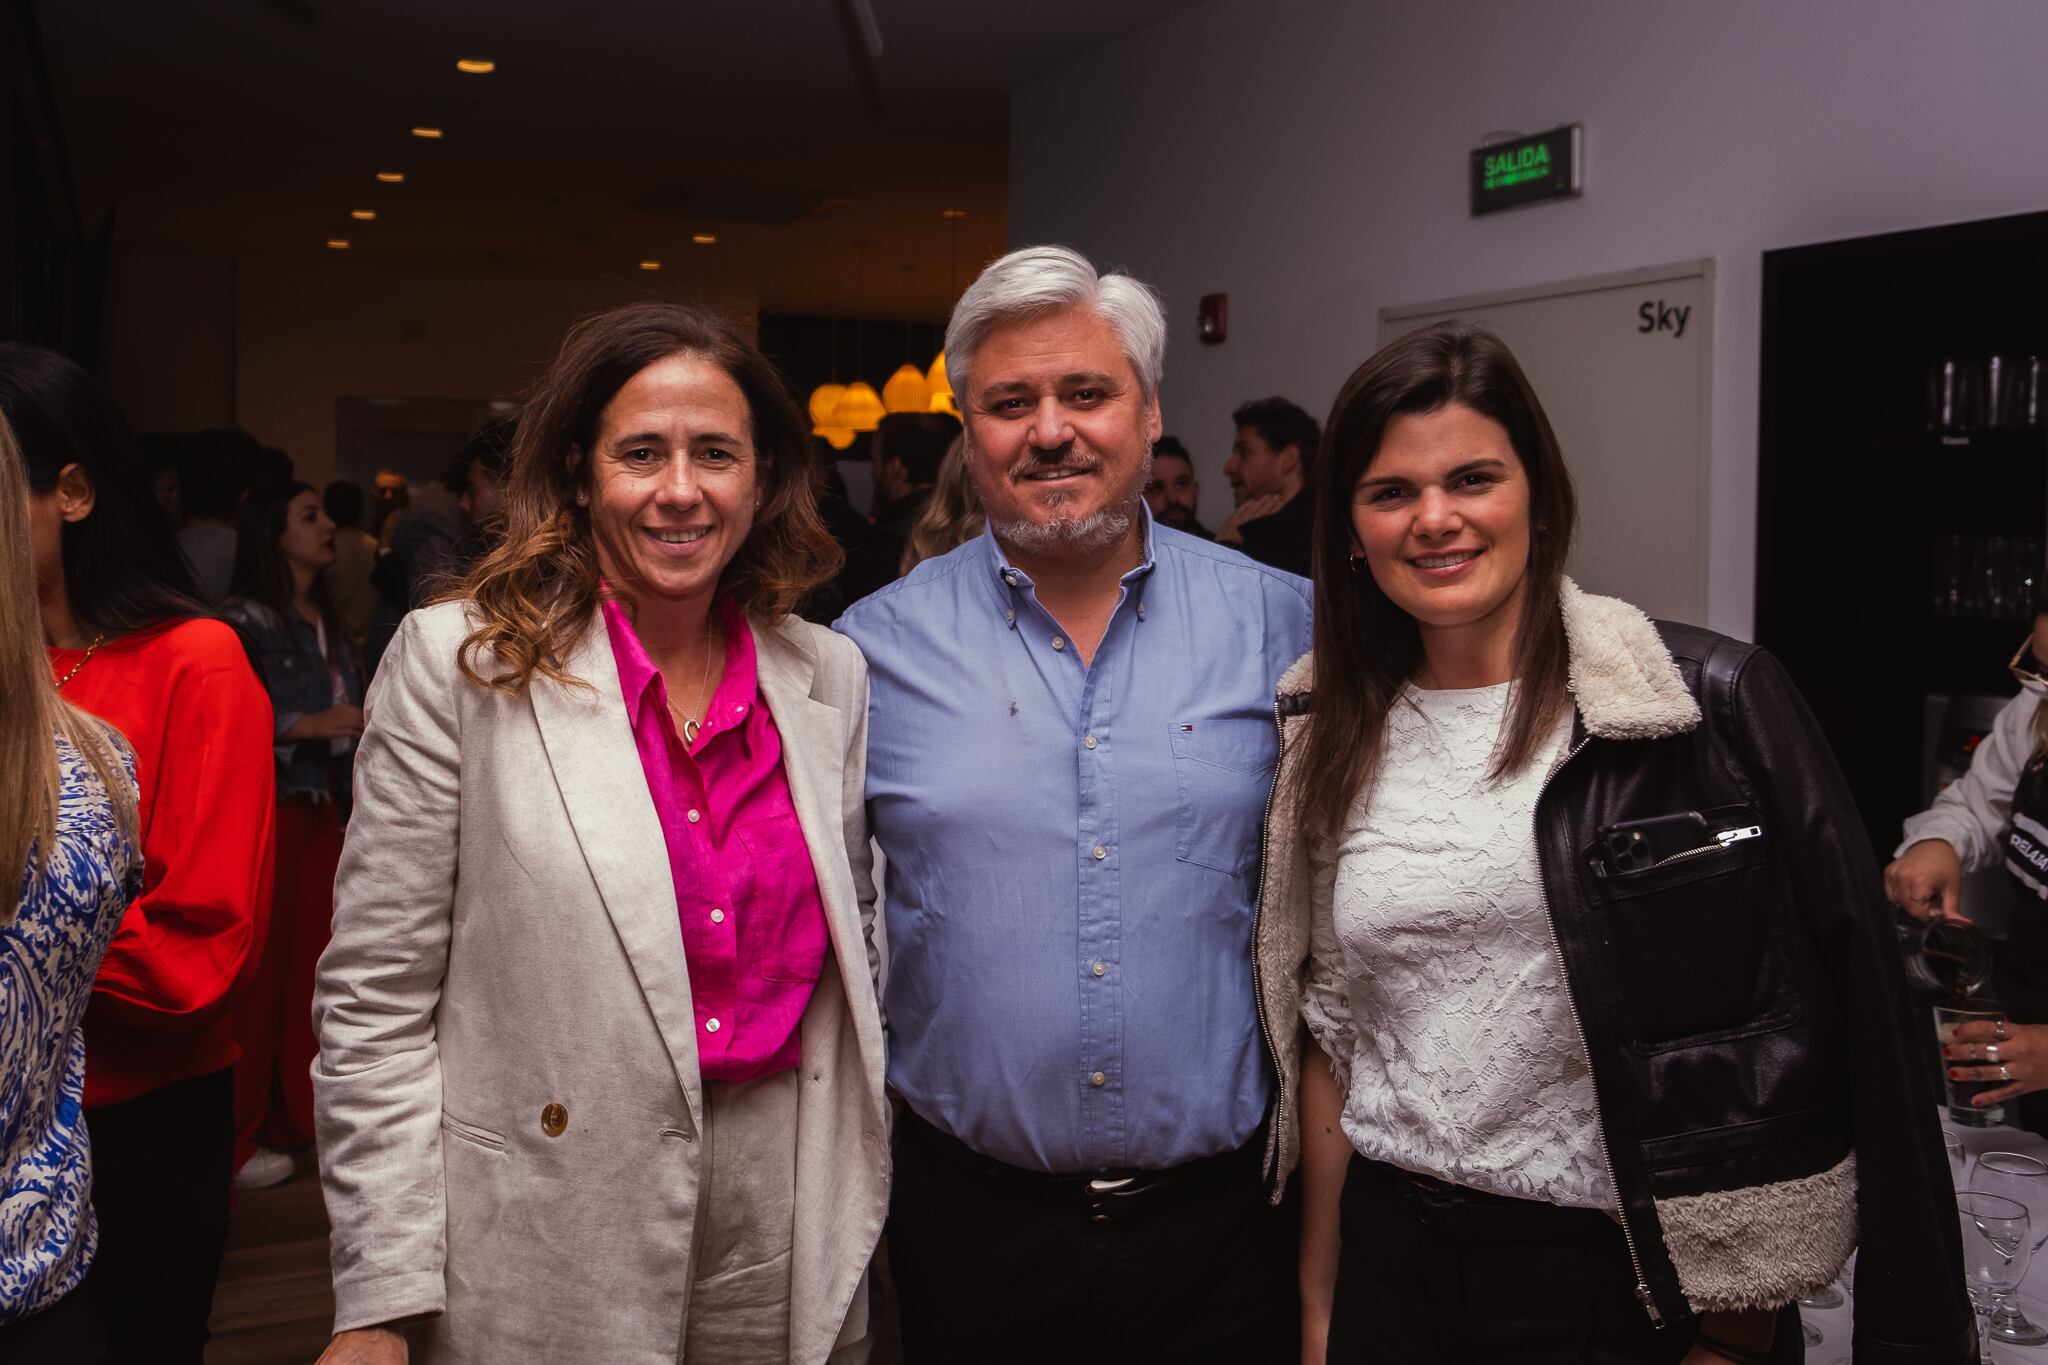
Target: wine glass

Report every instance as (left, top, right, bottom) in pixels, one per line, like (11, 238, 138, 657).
(1946, 1130, 1968, 1190)
(1969, 1152, 2048, 1344)
(1959, 1191, 2033, 1364)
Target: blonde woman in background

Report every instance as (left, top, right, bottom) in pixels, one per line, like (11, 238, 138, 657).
(899, 436, 982, 574)
(0, 410, 141, 1363)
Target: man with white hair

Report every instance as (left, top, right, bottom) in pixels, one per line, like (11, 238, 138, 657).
(835, 246, 1311, 1360)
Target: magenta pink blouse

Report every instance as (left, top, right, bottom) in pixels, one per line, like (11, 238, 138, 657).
(602, 595, 830, 1083)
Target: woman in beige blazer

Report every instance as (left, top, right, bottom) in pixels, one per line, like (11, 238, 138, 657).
(312, 302, 888, 1365)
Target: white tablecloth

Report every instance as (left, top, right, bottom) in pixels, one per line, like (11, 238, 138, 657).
(1796, 1112, 2048, 1362)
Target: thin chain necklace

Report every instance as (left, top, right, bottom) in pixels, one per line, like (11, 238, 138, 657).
(55, 633, 107, 691)
(664, 623, 721, 746)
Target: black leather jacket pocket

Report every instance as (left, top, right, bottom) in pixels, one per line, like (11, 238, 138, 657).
(1581, 825, 1800, 1052)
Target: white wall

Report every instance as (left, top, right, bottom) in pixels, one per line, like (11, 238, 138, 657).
(1010, 0, 2048, 639)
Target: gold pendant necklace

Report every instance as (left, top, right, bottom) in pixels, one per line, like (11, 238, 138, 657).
(55, 633, 107, 690)
(665, 624, 720, 747)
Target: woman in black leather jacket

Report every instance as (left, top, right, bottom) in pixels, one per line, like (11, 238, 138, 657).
(1274, 322, 1972, 1364)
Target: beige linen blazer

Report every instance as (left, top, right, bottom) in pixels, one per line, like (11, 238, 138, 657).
(313, 601, 888, 1365)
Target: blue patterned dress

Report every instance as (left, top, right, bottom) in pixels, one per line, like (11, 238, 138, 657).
(0, 734, 140, 1324)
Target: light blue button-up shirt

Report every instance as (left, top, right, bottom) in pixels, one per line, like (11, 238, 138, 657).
(834, 511, 1312, 1174)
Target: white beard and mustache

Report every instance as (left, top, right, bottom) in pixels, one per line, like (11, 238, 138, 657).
(973, 440, 1151, 557)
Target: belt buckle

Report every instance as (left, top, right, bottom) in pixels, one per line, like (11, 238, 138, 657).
(1087, 1174, 1139, 1224)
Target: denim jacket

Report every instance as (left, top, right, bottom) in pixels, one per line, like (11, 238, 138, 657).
(224, 600, 363, 797)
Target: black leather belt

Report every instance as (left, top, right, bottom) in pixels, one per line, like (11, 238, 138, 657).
(901, 1106, 1263, 1224)
(1381, 1160, 1616, 1241)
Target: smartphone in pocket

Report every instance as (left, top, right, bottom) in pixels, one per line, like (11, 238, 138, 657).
(1594, 807, 1762, 875)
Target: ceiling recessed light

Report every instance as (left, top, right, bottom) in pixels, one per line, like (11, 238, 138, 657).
(350, 209, 377, 221)
(327, 238, 351, 250)
(411, 126, 444, 139)
(455, 58, 496, 74)
(691, 234, 717, 245)
(940, 209, 968, 219)
(639, 260, 662, 271)
(375, 171, 405, 184)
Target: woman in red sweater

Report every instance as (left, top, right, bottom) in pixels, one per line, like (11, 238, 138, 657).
(2, 344, 275, 1365)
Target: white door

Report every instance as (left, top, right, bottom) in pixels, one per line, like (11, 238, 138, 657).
(1381, 260, 1713, 626)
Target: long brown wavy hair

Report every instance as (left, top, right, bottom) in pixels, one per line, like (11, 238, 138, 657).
(1290, 323, 1578, 843)
(456, 301, 841, 695)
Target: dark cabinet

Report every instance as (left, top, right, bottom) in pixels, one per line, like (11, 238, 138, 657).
(1757, 210, 2048, 856)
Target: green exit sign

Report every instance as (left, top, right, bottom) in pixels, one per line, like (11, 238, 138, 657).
(1471, 125, 1583, 216)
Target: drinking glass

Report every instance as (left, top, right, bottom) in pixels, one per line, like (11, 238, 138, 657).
(1970, 1152, 2048, 1344)
(1935, 1002, 2012, 1126)
(1959, 1191, 2032, 1365)
(1946, 1131, 1968, 1190)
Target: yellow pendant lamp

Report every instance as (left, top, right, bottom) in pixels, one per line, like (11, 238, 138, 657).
(883, 363, 931, 414)
(829, 381, 885, 433)
(807, 383, 855, 449)
(926, 351, 958, 416)
(808, 382, 846, 430)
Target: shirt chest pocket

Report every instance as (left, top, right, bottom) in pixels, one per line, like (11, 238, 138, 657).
(1168, 716, 1277, 878)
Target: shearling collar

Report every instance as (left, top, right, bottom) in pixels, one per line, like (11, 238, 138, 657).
(1272, 577, 1700, 741)
(1557, 578, 1700, 739)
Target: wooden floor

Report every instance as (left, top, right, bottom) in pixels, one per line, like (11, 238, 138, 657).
(204, 1166, 904, 1363)
(206, 1168, 338, 1364)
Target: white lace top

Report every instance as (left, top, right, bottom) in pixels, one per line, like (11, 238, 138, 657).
(1300, 681, 1614, 1210)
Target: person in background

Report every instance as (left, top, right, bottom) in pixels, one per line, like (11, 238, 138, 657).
(455, 416, 515, 545)
(224, 483, 364, 1191)
(1, 342, 275, 1365)
(898, 435, 982, 575)
(836, 246, 1312, 1363)
(314, 300, 886, 1365)
(174, 428, 256, 603)
(248, 444, 296, 503)
(1276, 323, 1970, 1363)
(389, 454, 475, 608)
(325, 479, 381, 650)
(1217, 395, 1318, 575)
(1888, 580, 2048, 1130)
(1142, 434, 1210, 538)
(141, 433, 185, 525)
(0, 409, 141, 1364)
(369, 469, 410, 543)
(872, 414, 955, 561)
(837, 411, 958, 605)
(800, 438, 875, 625)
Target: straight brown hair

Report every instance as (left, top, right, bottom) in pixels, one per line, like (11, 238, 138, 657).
(1291, 322, 1578, 843)
(456, 301, 842, 695)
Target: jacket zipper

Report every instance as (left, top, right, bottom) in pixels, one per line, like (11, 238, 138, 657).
(1535, 734, 1664, 1327)
(1645, 825, 1764, 871)
(1250, 692, 1289, 1187)
(1651, 842, 1723, 869)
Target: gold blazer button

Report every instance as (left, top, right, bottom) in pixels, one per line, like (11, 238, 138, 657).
(540, 1103, 569, 1137)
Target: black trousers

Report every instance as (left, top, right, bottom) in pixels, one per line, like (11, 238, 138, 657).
(888, 1111, 1300, 1364)
(85, 1067, 235, 1365)
(0, 1261, 110, 1364)
(1328, 1156, 1802, 1365)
